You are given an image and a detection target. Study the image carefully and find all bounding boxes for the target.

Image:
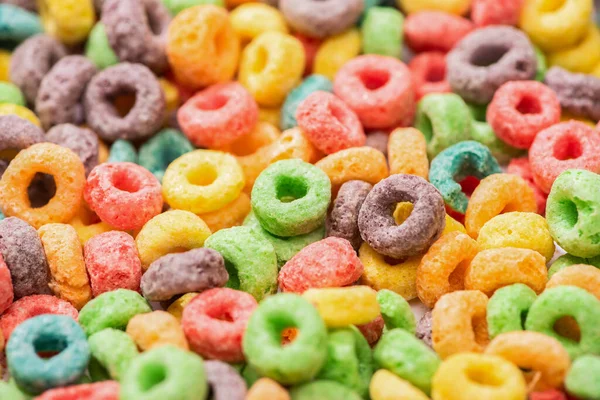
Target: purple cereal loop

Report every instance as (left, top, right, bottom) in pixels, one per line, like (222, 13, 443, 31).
(544, 66, 600, 122)
(102, 0, 170, 73)
(36, 56, 98, 130)
(83, 62, 166, 142)
(446, 25, 537, 105)
(45, 124, 100, 176)
(326, 180, 373, 250)
(0, 115, 44, 152)
(0, 217, 51, 299)
(279, 0, 364, 39)
(358, 174, 446, 259)
(416, 311, 433, 348)
(9, 34, 67, 104)
(204, 360, 247, 400)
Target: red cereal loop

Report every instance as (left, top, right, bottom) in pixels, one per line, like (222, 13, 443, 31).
(507, 157, 547, 214)
(333, 55, 416, 129)
(408, 52, 451, 100)
(84, 231, 142, 297)
(471, 0, 523, 27)
(404, 11, 474, 53)
(35, 381, 120, 400)
(295, 33, 321, 76)
(278, 237, 365, 293)
(529, 389, 568, 400)
(487, 81, 561, 149)
(296, 91, 366, 154)
(356, 315, 384, 346)
(529, 121, 600, 193)
(84, 162, 163, 231)
(178, 82, 259, 149)
(181, 287, 258, 363)
(0, 294, 78, 340)
(0, 254, 13, 315)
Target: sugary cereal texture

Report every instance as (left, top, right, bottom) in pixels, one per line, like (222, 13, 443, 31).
(544, 67, 600, 121)
(487, 283, 537, 339)
(45, 124, 99, 176)
(205, 360, 248, 400)
(279, 0, 363, 39)
(126, 310, 188, 351)
(326, 180, 373, 250)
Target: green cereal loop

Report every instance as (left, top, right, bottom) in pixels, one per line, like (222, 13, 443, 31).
(241, 363, 262, 388)
(0, 5, 42, 45)
(108, 139, 138, 163)
(525, 286, 600, 359)
(88, 328, 140, 380)
(376, 289, 416, 333)
(0, 82, 25, 106)
(79, 289, 152, 337)
(204, 226, 278, 301)
(242, 293, 328, 385)
(290, 380, 362, 400)
(548, 253, 600, 278)
(546, 169, 600, 258)
(361, 7, 404, 58)
(429, 140, 501, 214)
(414, 93, 472, 158)
(138, 128, 194, 182)
(565, 355, 600, 400)
(162, 0, 225, 15)
(120, 345, 207, 400)
(316, 326, 373, 397)
(470, 120, 524, 164)
(0, 381, 27, 400)
(534, 45, 547, 82)
(487, 284, 537, 339)
(243, 210, 325, 268)
(251, 159, 331, 237)
(373, 328, 440, 395)
(85, 23, 119, 70)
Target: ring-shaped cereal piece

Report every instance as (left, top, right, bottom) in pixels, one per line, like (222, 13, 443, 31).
(404, 11, 474, 53)
(487, 80, 561, 150)
(397, 0, 471, 15)
(464, 173, 537, 239)
(485, 331, 571, 391)
(0, 254, 13, 315)
(471, 0, 522, 26)
(506, 157, 547, 215)
(408, 51, 452, 100)
(546, 264, 600, 300)
(333, 55, 415, 129)
(326, 180, 373, 250)
(102, 0, 170, 73)
(525, 286, 600, 359)
(279, 0, 363, 39)
(38, 0, 95, 45)
(432, 353, 527, 400)
(6, 315, 89, 395)
(446, 26, 537, 105)
(432, 290, 489, 359)
(547, 24, 600, 74)
(313, 29, 361, 81)
(126, 310, 188, 351)
(230, 3, 288, 47)
(0, 114, 44, 155)
(46, 124, 99, 177)
(199, 192, 251, 233)
(416, 231, 479, 308)
(487, 284, 538, 339)
(0, 143, 85, 229)
(303, 286, 380, 328)
(358, 174, 446, 259)
(529, 121, 600, 194)
(242, 293, 328, 385)
(162, 150, 245, 215)
(429, 141, 502, 214)
(544, 67, 600, 121)
(251, 159, 331, 237)
(387, 127, 429, 179)
(138, 128, 194, 182)
(361, 6, 404, 59)
(84, 63, 166, 142)
(370, 369, 429, 400)
(35, 382, 120, 400)
(84, 162, 163, 231)
(205, 360, 248, 400)
(281, 74, 333, 131)
(35, 56, 97, 130)
(177, 82, 259, 149)
(0, 4, 42, 47)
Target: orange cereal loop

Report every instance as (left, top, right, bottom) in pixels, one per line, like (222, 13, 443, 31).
(485, 331, 571, 392)
(167, 5, 239, 90)
(69, 202, 115, 245)
(38, 223, 92, 310)
(247, 378, 291, 400)
(315, 146, 389, 194)
(0, 143, 85, 229)
(465, 248, 547, 297)
(259, 107, 281, 126)
(546, 264, 600, 300)
(416, 231, 479, 309)
(388, 127, 429, 179)
(432, 290, 489, 359)
(464, 173, 537, 239)
(217, 121, 280, 156)
(97, 139, 109, 164)
(197, 192, 251, 233)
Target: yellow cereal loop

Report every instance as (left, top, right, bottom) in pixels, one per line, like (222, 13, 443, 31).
(239, 31, 305, 107)
(477, 212, 555, 262)
(259, 106, 281, 127)
(247, 378, 291, 400)
(0, 104, 40, 126)
(547, 24, 600, 73)
(388, 127, 429, 179)
(0, 50, 11, 82)
(126, 311, 189, 351)
(198, 192, 251, 233)
(166, 293, 199, 321)
(135, 210, 212, 270)
(162, 150, 245, 214)
(159, 78, 180, 114)
(38, 0, 96, 45)
(397, 0, 471, 15)
(69, 202, 115, 246)
(97, 139, 109, 164)
(38, 223, 92, 310)
(445, 214, 467, 234)
(546, 264, 600, 299)
(230, 3, 288, 46)
(432, 353, 527, 400)
(314, 29, 361, 80)
(302, 286, 380, 327)
(370, 369, 429, 400)
(519, 0, 593, 52)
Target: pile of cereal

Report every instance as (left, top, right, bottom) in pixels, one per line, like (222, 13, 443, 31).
(0, 0, 599, 399)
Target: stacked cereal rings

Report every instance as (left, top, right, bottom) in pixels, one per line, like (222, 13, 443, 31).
(3, 0, 600, 398)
